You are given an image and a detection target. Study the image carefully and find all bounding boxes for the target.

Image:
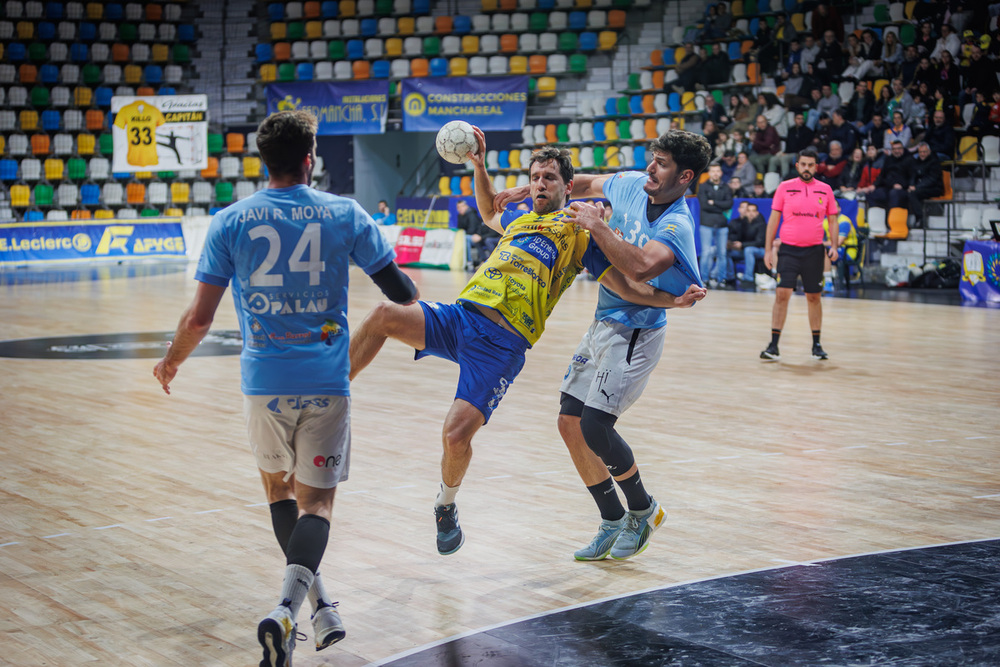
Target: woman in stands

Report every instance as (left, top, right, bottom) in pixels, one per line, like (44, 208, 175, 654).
(781, 62, 812, 110)
(881, 31, 904, 79)
(837, 147, 866, 199)
(874, 83, 894, 119)
(935, 49, 960, 99)
(758, 92, 788, 135)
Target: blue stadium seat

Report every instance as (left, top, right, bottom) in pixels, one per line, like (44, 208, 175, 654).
(0, 160, 18, 181)
(603, 98, 617, 115)
(40, 64, 59, 83)
(46, 2, 64, 19)
(629, 95, 643, 114)
(728, 41, 741, 60)
(783, 0, 797, 10)
(38, 21, 56, 39)
(449, 176, 461, 194)
(346, 39, 364, 59)
(296, 62, 314, 80)
(668, 92, 681, 112)
(178, 24, 195, 42)
(413, 0, 430, 13)
(71, 43, 89, 62)
(78, 22, 96, 41)
(268, 3, 285, 21)
(104, 3, 123, 20)
(453, 16, 471, 34)
(144, 65, 163, 84)
(578, 32, 597, 50)
(41, 110, 61, 131)
(256, 43, 273, 62)
(26, 210, 45, 222)
(95, 86, 113, 107)
(662, 49, 675, 66)
(7, 43, 27, 61)
(593, 122, 606, 141)
(371, 60, 390, 78)
(322, 1, 338, 18)
(429, 57, 448, 76)
(113, 171, 131, 180)
(81, 183, 100, 205)
(361, 18, 377, 37)
(749, 18, 759, 35)
(538, 0, 554, 8)
(498, 151, 510, 169)
(568, 11, 587, 30)
(157, 86, 176, 95)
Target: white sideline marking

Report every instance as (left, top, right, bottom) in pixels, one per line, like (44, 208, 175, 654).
(145, 516, 172, 522)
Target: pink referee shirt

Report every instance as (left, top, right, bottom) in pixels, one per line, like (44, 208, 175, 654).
(771, 178, 838, 247)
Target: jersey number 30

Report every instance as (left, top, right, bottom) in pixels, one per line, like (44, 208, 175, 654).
(248, 223, 326, 287)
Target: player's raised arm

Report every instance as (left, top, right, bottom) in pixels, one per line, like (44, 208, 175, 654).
(568, 173, 614, 200)
(468, 126, 504, 234)
(599, 269, 706, 309)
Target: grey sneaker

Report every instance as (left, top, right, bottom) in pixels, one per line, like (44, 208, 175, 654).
(574, 515, 628, 561)
(610, 499, 666, 560)
(258, 604, 296, 667)
(311, 603, 345, 651)
(434, 503, 464, 555)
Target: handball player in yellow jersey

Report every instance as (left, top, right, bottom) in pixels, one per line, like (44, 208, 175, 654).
(349, 126, 706, 555)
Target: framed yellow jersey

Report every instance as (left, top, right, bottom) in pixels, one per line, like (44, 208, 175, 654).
(113, 100, 167, 167)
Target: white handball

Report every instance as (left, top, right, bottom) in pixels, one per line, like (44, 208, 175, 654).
(435, 120, 478, 164)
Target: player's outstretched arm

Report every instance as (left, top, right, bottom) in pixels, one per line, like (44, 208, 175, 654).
(599, 269, 706, 309)
(153, 281, 227, 394)
(468, 126, 504, 234)
(568, 173, 614, 200)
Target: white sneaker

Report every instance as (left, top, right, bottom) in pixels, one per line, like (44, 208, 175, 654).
(311, 603, 346, 651)
(258, 605, 296, 667)
(609, 499, 667, 560)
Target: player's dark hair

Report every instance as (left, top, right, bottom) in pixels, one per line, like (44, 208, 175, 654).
(648, 130, 712, 177)
(797, 148, 819, 161)
(530, 146, 574, 185)
(256, 110, 318, 178)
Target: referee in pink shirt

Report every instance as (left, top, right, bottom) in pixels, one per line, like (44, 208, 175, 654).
(760, 148, 839, 362)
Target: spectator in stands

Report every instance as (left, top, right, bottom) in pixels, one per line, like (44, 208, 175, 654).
(812, 112, 834, 153)
(866, 140, 913, 210)
(703, 120, 720, 149)
(856, 144, 885, 197)
(861, 111, 887, 148)
(990, 90, 1000, 135)
(704, 43, 732, 87)
(924, 109, 957, 159)
(751, 176, 769, 198)
(801, 35, 820, 74)
(785, 38, 803, 73)
(901, 45, 921, 88)
(874, 85, 894, 119)
(670, 43, 703, 94)
(830, 110, 860, 152)
(456, 199, 484, 269)
(720, 150, 738, 181)
(780, 62, 812, 109)
(774, 12, 799, 52)
(881, 31, 904, 79)
(936, 49, 961, 99)
(887, 79, 915, 122)
(728, 175, 750, 198)
(698, 163, 734, 288)
(836, 147, 867, 199)
(844, 32, 863, 61)
(371, 199, 396, 225)
(714, 1, 733, 38)
(914, 0, 948, 26)
(758, 92, 787, 135)
(811, 3, 845, 43)
(931, 87, 958, 124)
(846, 80, 876, 126)
(720, 131, 746, 157)
(842, 54, 875, 83)
(931, 24, 961, 62)
(816, 140, 847, 186)
(809, 84, 842, 130)
(908, 142, 944, 227)
(961, 45, 998, 106)
(815, 30, 845, 83)
(884, 110, 914, 152)
(701, 3, 722, 40)
(749, 114, 782, 175)
(733, 150, 757, 188)
(859, 29, 882, 65)
(784, 112, 815, 173)
(910, 56, 938, 94)
(967, 90, 995, 136)
(915, 21, 938, 57)
(910, 90, 930, 131)
(703, 94, 730, 128)
(728, 201, 767, 286)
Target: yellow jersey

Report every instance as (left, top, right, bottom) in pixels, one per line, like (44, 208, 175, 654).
(458, 208, 608, 346)
(113, 100, 166, 167)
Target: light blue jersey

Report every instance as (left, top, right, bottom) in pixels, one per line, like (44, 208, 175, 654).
(196, 185, 395, 396)
(596, 171, 703, 329)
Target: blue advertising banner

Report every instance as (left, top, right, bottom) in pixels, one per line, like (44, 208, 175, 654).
(265, 81, 389, 136)
(960, 239, 1000, 305)
(0, 219, 186, 265)
(401, 76, 528, 132)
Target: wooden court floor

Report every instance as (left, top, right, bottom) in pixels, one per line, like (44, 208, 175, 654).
(1, 265, 998, 666)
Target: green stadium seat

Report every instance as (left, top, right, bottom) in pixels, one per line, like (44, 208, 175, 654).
(172, 44, 191, 64)
(215, 181, 234, 203)
(569, 53, 587, 73)
(207, 133, 224, 154)
(423, 36, 440, 57)
(288, 22, 305, 40)
(328, 40, 346, 59)
(34, 183, 54, 206)
(119, 23, 137, 41)
(556, 123, 569, 142)
(278, 62, 295, 81)
(529, 12, 548, 32)
(67, 158, 87, 179)
(558, 32, 578, 52)
(99, 133, 114, 155)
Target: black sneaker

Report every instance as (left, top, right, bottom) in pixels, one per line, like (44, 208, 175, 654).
(434, 503, 465, 555)
(812, 344, 829, 360)
(760, 343, 780, 361)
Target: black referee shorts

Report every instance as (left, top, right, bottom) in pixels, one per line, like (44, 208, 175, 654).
(776, 244, 825, 293)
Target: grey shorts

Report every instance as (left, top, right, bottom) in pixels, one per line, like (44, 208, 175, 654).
(244, 395, 351, 489)
(560, 320, 666, 417)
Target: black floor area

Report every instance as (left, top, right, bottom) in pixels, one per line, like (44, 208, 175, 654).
(382, 539, 1000, 667)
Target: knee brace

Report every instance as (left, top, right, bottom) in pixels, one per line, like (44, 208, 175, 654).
(580, 407, 635, 476)
(559, 392, 585, 417)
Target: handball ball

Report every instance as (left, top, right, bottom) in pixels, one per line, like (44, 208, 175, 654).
(436, 120, 478, 164)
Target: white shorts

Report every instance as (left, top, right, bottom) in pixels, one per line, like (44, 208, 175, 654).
(560, 320, 666, 417)
(244, 395, 351, 489)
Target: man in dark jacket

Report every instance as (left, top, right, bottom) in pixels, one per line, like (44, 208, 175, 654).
(845, 80, 875, 125)
(907, 142, 944, 226)
(923, 109, 956, 160)
(698, 162, 734, 287)
(865, 140, 913, 209)
(727, 201, 767, 285)
(829, 109, 860, 152)
(749, 114, 782, 174)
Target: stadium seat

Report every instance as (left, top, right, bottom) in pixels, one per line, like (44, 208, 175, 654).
(410, 57, 429, 76)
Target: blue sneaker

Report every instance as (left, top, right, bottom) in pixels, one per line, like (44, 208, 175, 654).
(258, 605, 296, 667)
(574, 515, 628, 561)
(610, 499, 666, 560)
(434, 503, 464, 555)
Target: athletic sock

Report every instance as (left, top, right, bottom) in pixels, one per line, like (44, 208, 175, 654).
(435, 481, 460, 507)
(812, 329, 821, 346)
(277, 563, 315, 618)
(771, 329, 781, 346)
(616, 471, 651, 512)
(269, 499, 298, 554)
(308, 572, 333, 613)
(586, 478, 626, 521)
(285, 513, 330, 574)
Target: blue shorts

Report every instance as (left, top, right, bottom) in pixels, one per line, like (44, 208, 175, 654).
(416, 301, 529, 424)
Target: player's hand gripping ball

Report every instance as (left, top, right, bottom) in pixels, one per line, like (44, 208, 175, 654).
(436, 120, 479, 164)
